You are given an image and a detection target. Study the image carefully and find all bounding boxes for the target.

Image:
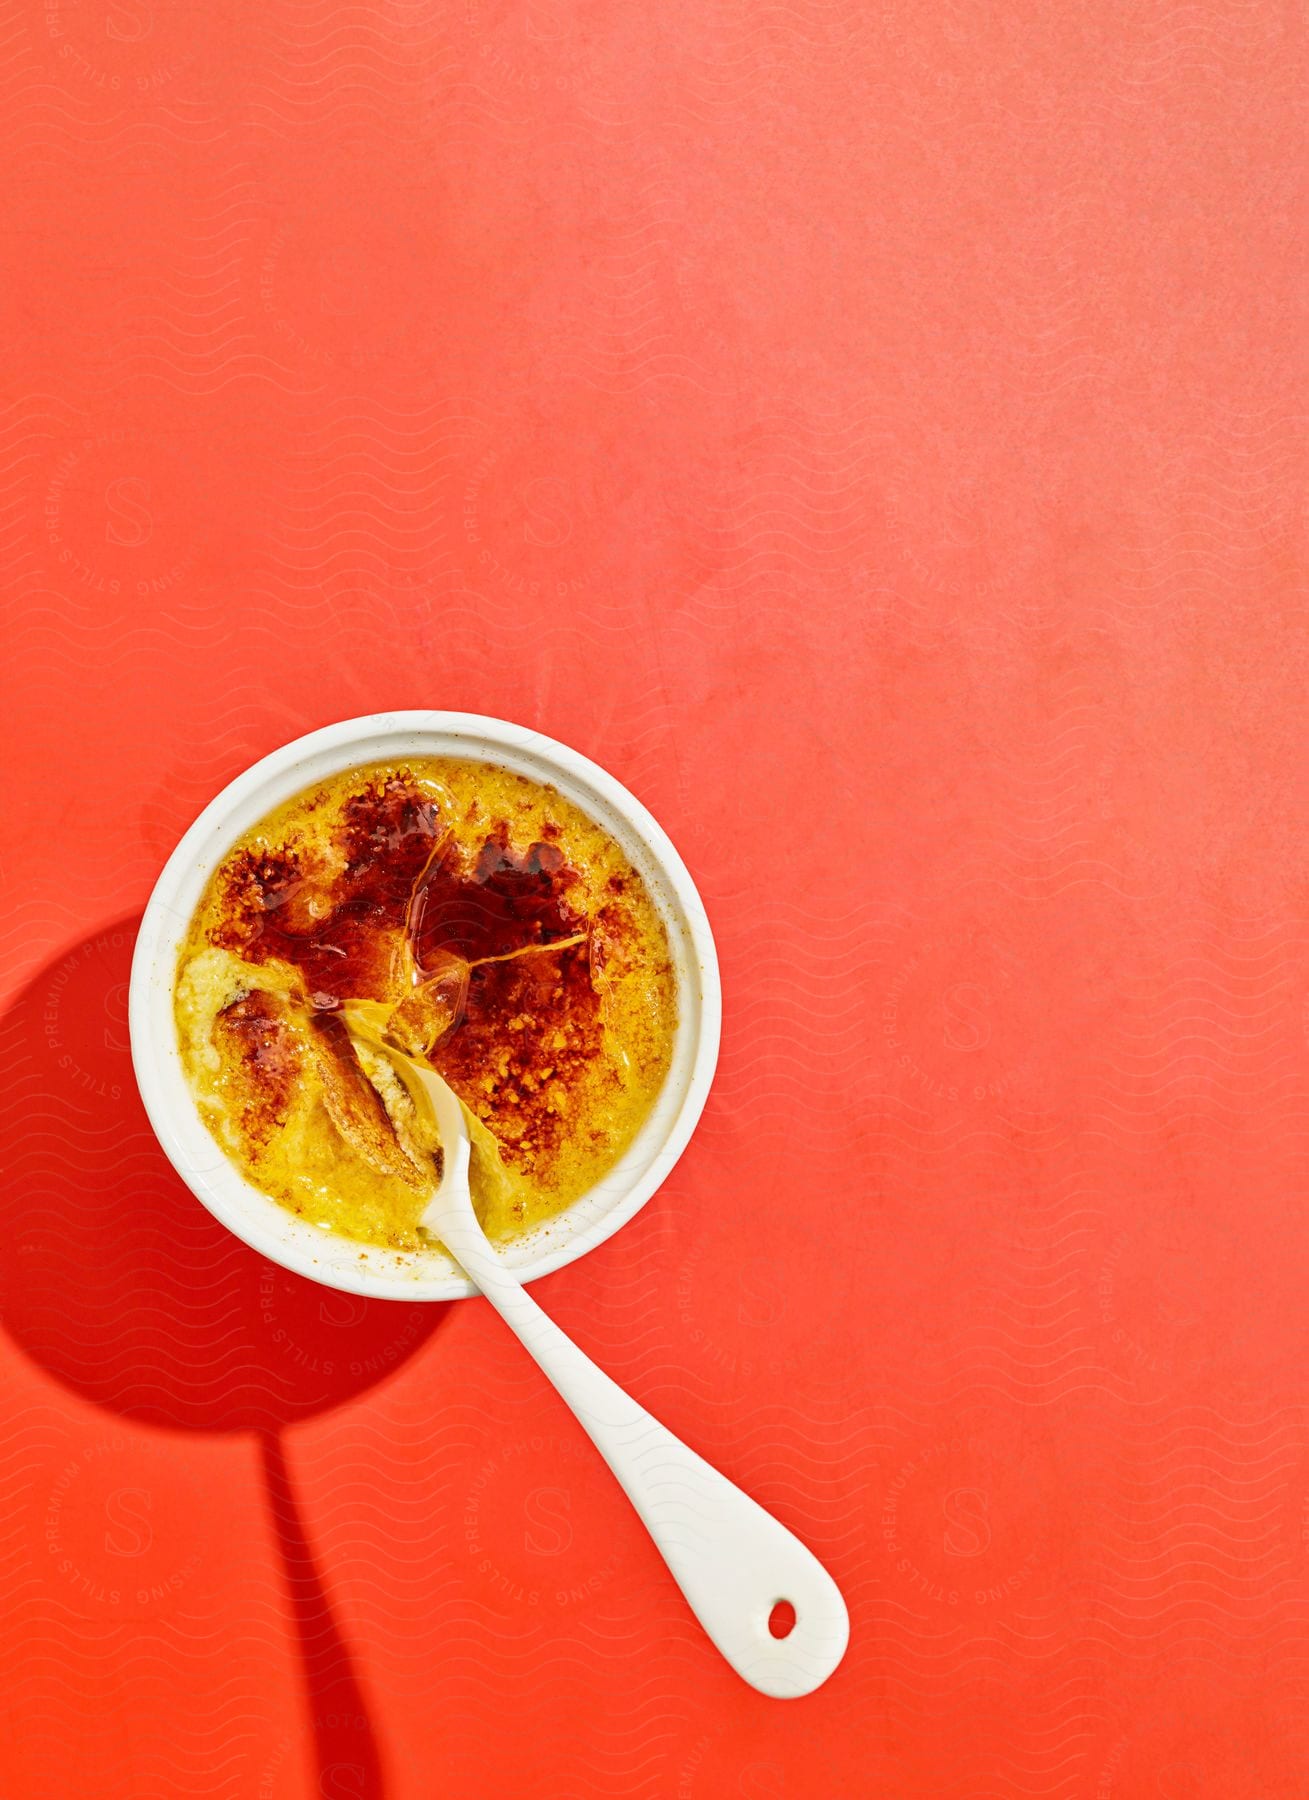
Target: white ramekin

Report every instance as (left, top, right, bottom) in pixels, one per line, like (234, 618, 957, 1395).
(129, 711, 721, 1301)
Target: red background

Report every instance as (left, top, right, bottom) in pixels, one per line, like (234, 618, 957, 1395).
(1, 2, 1306, 1794)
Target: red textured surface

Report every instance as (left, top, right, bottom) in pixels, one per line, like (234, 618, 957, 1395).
(1, 4, 1305, 1796)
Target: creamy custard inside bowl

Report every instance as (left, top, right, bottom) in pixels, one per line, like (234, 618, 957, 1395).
(130, 714, 720, 1301)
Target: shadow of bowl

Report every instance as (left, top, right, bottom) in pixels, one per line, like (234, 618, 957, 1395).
(0, 920, 452, 1796)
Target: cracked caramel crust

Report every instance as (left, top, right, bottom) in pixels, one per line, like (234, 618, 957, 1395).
(175, 759, 677, 1251)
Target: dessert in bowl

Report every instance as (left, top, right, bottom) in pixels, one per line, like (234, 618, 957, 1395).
(131, 714, 720, 1300)
(131, 717, 851, 1704)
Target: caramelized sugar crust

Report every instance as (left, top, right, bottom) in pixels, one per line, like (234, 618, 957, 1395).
(174, 761, 677, 1252)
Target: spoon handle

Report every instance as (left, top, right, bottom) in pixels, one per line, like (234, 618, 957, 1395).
(437, 1214, 849, 1698)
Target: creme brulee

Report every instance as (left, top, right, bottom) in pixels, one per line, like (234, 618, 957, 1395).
(174, 760, 678, 1251)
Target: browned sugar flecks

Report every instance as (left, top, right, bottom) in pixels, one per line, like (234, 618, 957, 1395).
(211, 772, 606, 1172)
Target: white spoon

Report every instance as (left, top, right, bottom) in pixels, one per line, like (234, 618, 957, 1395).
(406, 1057, 850, 1699)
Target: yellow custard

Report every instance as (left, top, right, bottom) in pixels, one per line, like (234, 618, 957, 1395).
(174, 759, 678, 1250)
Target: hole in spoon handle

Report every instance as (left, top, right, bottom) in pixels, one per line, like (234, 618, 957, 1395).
(768, 1600, 797, 1640)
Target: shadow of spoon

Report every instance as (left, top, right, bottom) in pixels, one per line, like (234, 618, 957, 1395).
(0, 920, 450, 1796)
